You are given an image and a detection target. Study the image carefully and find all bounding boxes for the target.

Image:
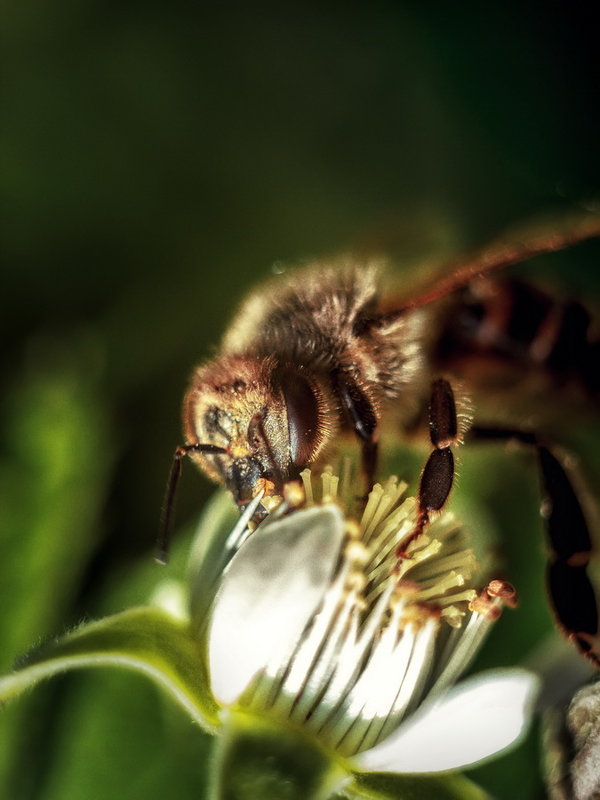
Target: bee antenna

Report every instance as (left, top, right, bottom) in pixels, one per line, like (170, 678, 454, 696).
(156, 443, 227, 565)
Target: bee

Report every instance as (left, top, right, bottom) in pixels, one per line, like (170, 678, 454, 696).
(160, 212, 600, 666)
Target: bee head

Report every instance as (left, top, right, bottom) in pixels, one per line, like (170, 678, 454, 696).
(182, 355, 332, 504)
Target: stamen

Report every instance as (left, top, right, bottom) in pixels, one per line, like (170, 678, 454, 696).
(360, 483, 385, 536)
(320, 465, 340, 501)
(439, 588, 478, 608)
(413, 570, 466, 602)
(269, 564, 354, 716)
(300, 468, 313, 505)
(312, 584, 396, 738)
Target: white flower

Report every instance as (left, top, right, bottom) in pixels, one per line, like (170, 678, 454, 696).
(204, 469, 540, 775)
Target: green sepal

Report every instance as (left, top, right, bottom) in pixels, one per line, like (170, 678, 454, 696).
(211, 709, 349, 800)
(339, 771, 492, 800)
(0, 606, 219, 732)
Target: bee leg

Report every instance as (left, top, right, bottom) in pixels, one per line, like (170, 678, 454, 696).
(357, 438, 378, 495)
(398, 378, 460, 557)
(331, 370, 379, 492)
(471, 426, 600, 668)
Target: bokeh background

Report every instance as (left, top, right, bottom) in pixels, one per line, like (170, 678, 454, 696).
(2, 3, 600, 798)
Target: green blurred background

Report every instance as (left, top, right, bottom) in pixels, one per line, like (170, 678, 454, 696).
(2, 2, 599, 798)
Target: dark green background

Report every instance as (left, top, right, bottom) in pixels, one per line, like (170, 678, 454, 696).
(2, 2, 599, 798)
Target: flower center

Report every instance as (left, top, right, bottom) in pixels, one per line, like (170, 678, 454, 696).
(238, 466, 517, 757)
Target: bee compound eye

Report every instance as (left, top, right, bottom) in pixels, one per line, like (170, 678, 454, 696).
(278, 368, 321, 467)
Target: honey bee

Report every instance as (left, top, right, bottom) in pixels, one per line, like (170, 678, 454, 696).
(160, 212, 600, 666)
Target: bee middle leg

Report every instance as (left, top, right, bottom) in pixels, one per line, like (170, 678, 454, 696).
(398, 378, 461, 557)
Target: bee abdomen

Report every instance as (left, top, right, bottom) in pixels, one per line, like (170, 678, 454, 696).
(441, 278, 597, 391)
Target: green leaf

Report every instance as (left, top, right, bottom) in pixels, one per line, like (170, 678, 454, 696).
(35, 670, 213, 800)
(0, 338, 117, 795)
(0, 340, 115, 670)
(9, 538, 215, 800)
(0, 606, 219, 732)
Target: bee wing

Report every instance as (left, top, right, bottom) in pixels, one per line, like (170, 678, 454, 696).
(386, 211, 600, 311)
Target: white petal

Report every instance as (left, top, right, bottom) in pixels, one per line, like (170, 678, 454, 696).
(356, 668, 540, 773)
(209, 505, 345, 705)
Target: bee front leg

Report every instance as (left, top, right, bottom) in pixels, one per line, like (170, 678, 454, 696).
(331, 370, 379, 492)
(472, 425, 600, 669)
